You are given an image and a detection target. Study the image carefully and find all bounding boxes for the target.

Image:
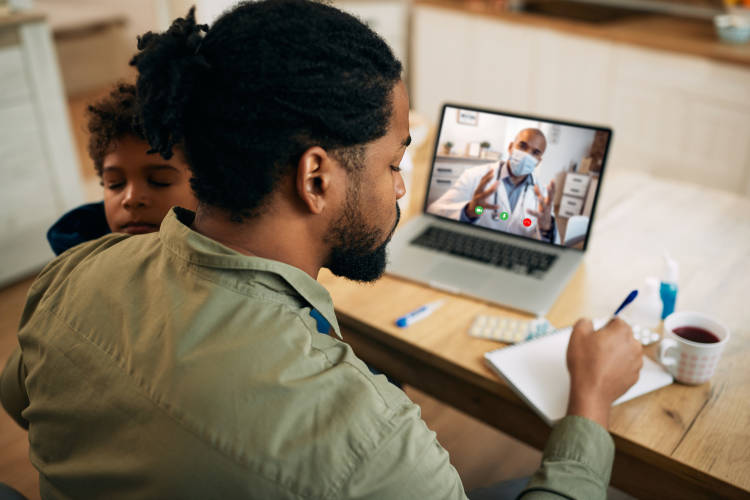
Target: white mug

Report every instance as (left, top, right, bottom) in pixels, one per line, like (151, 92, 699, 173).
(659, 312, 730, 385)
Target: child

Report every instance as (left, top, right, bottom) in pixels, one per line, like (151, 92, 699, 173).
(47, 83, 198, 255)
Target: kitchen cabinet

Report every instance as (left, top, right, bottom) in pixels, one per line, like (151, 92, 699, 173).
(0, 14, 83, 285)
(558, 172, 591, 217)
(562, 172, 590, 198)
(426, 156, 495, 207)
(412, 4, 750, 196)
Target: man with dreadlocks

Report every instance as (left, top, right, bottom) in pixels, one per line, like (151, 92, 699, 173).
(2, 2, 641, 498)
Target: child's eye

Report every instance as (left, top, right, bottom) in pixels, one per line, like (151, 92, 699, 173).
(390, 165, 402, 173)
(149, 180, 172, 188)
(103, 181, 125, 190)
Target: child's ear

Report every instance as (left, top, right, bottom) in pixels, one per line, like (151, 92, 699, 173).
(295, 147, 339, 215)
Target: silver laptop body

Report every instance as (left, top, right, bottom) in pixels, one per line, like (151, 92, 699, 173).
(387, 104, 613, 316)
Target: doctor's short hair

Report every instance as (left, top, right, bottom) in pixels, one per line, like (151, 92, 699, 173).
(131, 0, 403, 221)
(515, 128, 547, 146)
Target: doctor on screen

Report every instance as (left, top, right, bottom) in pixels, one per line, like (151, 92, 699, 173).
(428, 128, 557, 243)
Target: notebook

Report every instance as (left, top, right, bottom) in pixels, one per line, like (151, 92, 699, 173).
(484, 319, 674, 425)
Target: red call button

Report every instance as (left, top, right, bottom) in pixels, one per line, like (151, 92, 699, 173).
(522, 218, 532, 227)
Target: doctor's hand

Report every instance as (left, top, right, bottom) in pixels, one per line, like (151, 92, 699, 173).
(566, 317, 643, 429)
(527, 180, 556, 231)
(465, 169, 500, 220)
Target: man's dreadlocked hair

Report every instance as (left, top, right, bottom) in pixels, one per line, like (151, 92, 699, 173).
(130, 0, 403, 220)
(86, 83, 145, 176)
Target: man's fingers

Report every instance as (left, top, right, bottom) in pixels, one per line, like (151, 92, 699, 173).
(572, 318, 594, 337)
(604, 316, 630, 334)
(478, 181, 499, 200)
(534, 185, 550, 210)
(476, 169, 494, 192)
(527, 209, 540, 218)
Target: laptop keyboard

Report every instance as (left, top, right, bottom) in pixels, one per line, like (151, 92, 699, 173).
(410, 226, 557, 278)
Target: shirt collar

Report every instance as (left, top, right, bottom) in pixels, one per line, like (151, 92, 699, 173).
(159, 208, 342, 339)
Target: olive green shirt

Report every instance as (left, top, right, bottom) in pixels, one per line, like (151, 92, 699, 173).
(1, 208, 614, 499)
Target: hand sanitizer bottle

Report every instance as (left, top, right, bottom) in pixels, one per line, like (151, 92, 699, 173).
(660, 252, 679, 319)
(624, 277, 663, 344)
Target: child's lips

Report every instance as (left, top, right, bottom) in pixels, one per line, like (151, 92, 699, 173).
(120, 222, 159, 234)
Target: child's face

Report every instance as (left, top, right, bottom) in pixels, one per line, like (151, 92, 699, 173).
(101, 135, 198, 234)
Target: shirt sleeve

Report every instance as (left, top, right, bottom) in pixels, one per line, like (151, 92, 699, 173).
(519, 415, 615, 500)
(341, 401, 468, 500)
(459, 203, 479, 224)
(0, 346, 29, 429)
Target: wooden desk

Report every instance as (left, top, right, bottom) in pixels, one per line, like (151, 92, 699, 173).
(319, 148, 750, 498)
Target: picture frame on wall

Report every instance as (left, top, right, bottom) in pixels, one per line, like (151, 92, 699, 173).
(457, 109, 478, 126)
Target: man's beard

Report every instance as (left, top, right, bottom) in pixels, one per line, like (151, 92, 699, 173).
(324, 190, 401, 283)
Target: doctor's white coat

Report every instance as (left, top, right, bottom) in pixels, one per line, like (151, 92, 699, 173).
(427, 162, 555, 242)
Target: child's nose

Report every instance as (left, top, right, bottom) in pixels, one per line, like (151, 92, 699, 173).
(122, 183, 149, 209)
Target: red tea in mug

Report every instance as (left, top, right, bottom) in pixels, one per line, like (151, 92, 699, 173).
(673, 326, 720, 344)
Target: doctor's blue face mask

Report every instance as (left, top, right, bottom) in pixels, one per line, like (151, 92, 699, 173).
(508, 148, 538, 176)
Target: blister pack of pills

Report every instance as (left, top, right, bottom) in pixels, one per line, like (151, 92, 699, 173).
(468, 315, 554, 344)
(631, 323, 661, 346)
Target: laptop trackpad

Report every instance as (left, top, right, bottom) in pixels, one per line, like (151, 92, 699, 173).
(428, 261, 489, 294)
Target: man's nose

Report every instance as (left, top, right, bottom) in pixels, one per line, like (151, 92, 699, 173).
(394, 171, 406, 200)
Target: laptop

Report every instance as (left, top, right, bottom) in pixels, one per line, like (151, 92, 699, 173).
(387, 104, 613, 316)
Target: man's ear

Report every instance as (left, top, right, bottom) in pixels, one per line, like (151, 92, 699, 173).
(295, 146, 335, 215)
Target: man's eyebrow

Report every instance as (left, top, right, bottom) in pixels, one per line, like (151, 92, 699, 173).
(402, 135, 412, 147)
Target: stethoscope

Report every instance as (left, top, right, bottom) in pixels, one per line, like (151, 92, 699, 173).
(491, 161, 533, 221)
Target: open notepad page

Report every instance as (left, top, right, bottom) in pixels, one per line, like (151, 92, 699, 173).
(484, 319, 674, 426)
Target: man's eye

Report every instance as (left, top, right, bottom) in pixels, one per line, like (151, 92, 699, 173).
(390, 165, 402, 173)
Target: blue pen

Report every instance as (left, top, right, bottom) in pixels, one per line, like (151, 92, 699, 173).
(396, 300, 445, 328)
(613, 290, 638, 316)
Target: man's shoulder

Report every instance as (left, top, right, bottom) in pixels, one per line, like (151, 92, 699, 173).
(45, 232, 132, 274)
(460, 161, 501, 181)
(25, 233, 132, 313)
(156, 310, 421, 497)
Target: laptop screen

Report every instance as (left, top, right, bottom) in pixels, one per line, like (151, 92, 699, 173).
(424, 104, 612, 250)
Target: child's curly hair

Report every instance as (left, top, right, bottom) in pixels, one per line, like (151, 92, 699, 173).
(86, 83, 145, 176)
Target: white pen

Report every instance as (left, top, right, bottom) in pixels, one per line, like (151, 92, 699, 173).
(395, 300, 445, 328)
